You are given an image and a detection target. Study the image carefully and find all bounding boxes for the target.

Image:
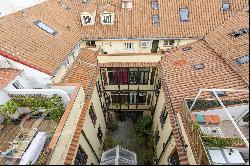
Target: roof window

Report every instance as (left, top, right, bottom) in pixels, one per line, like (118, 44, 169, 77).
(182, 46, 192, 52)
(152, 1, 159, 9)
(122, 0, 132, 9)
(231, 28, 249, 37)
(222, 1, 230, 11)
(152, 15, 160, 24)
(34, 20, 58, 36)
(235, 54, 249, 65)
(180, 8, 189, 21)
(194, 63, 205, 70)
(210, 91, 227, 97)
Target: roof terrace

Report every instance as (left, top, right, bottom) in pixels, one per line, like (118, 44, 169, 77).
(180, 89, 249, 165)
(0, 83, 83, 165)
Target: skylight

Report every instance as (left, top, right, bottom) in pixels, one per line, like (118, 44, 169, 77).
(180, 8, 189, 21)
(152, 1, 159, 9)
(235, 54, 249, 65)
(231, 28, 249, 37)
(210, 91, 227, 97)
(34, 20, 58, 36)
(152, 15, 160, 24)
(222, 2, 230, 11)
(182, 46, 192, 51)
(194, 63, 205, 70)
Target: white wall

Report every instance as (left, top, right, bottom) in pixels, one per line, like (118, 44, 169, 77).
(0, 75, 31, 105)
(83, 39, 198, 54)
(0, 55, 52, 88)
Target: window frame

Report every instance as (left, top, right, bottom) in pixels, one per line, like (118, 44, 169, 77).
(124, 43, 134, 50)
(179, 8, 189, 21)
(74, 145, 88, 165)
(34, 20, 58, 36)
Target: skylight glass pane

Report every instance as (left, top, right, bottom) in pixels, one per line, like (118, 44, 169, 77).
(182, 46, 192, 51)
(152, 15, 159, 24)
(152, 1, 159, 9)
(235, 54, 249, 65)
(222, 2, 230, 11)
(180, 8, 189, 21)
(194, 63, 205, 70)
(34, 20, 57, 35)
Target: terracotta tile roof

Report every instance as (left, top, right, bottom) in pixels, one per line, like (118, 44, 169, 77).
(0, 0, 81, 75)
(0, 68, 22, 89)
(205, 7, 249, 82)
(61, 48, 99, 164)
(73, 0, 248, 39)
(48, 83, 81, 162)
(159, 40, 249, 164)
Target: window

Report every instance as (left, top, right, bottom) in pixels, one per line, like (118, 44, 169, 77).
(231, 28, 249, 37)
(155, 126, 160, 145)
(122, 0, 132, 9)
(168, 149, 180, 165)
(111, 92, 129, 104)
(147, 93, 151, 105)
(101, 69, 108, 86)
(89, 103, 97, 127)
(82, 15, 92, 24)
(152, 1, 159, 9)
(150, 68, 156, 85)
(164, 40, 175, 46)
(210, 91, 227, 97)
(101, 13, 112, 24)
(119, 68, 128, 84)
(160, 106, 168, 129)
(34, 20, 58, 35)
(235, 54, 249, 65)
(179, 8, 189, 21)
(182, 46, 192, 52)
(74, 145, 88, 165)
(12, 81, 23, 89)
(86, 41, 96, 47)
(152, 15, 160, 24)
(97, 126, 103, 144)
(138, 92, 147, 104)
(194, 63, 205, 70)
(108, 68, 118, 85)
(222, 1, 230, 11)
(124, 43, 134, 50)
(139, 68, 150, 84)
(129, 92, 137, 104)
(129, 68, 139, 84)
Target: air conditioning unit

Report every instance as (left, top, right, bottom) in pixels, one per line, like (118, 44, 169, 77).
(140, 41, 150, 48)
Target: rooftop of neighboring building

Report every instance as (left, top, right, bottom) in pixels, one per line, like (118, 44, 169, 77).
(77, 0, 248, 39)
(0, 68, 22, 89)
(0, 0, 81, 75)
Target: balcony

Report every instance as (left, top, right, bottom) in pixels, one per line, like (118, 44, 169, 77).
(180, 89, 249, 165)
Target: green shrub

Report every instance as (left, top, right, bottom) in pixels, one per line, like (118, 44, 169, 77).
(0, 99, 19, 118)
(106, 118, 118, 131)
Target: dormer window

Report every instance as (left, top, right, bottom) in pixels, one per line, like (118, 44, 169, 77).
(152, 1, 159, 9)
(180, 8, 189, 21)
(152, 15, 160, 24)
(122, 0, 132, 9)
(80, 12, 95, 25)
(100, 12, 114, 25)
